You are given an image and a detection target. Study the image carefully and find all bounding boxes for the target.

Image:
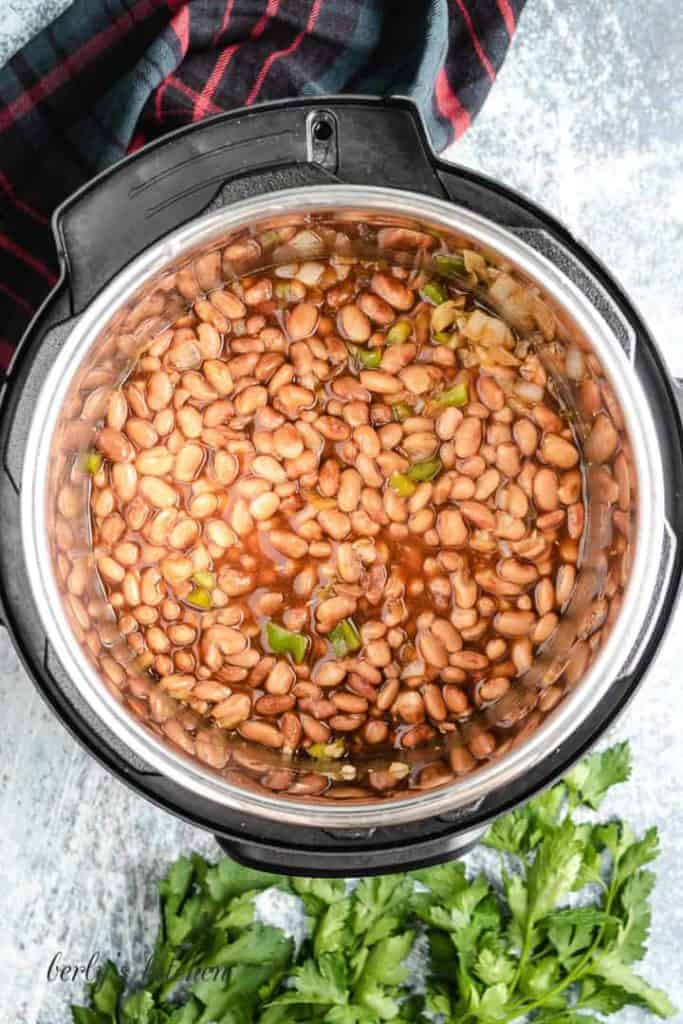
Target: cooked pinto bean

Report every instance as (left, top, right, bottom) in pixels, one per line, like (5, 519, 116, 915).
(533, 468, 559, 511)
(73, 224, 632, 801)
(286, 302, 319, 340)
(371, 272, 414, 310)
(338, 304, 372, 343)
(454, 417, 482, 458)
(541, 433, 580, 468)
(494, 610, 537, 637)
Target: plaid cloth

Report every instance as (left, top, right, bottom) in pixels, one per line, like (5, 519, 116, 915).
(0, 0, 525, 367)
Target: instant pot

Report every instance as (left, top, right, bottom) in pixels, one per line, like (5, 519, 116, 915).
(1, 97, 681, 875)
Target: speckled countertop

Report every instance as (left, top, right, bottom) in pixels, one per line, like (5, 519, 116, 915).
(2, 2, 682, 1021)
(0, 0, 72, 65)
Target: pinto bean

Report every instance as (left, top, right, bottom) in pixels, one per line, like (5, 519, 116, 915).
(363, 720, 389, 744)
(112, 463, 138, 502)
(436, 406, 463, 440)
(78, 239, 628, 791)
(174, 444, 204, 482)
(337, 542, 362, 583)
(97, 427, 134, 462)
(613, 453, 631, 511)
(585, 413, 618, 463)
(371, 272, 415, 310)
(468, 727, 496, 760)
(454, 417, 482, 458)
(450, 745, 476, 774)
(417, 630, 448, 668)
(360, 370, 402, 395)
(555, 563, 576, 607)
(255, 694, 296, 716)
(423, 683, 447, 721)
(473, 468, 499, 501)
(126, 418, 158, 449)
(176, 406, 203, 438)
(513, 418, 538, 456)
(317, 595, 357, 626)
(376, 677, 400, 711)
(533, 468, 559, 511)
(239, 720, 283, 748)
(533, 612, 558, 645)
(358, 290, 395, 324)
(494, 610, 537, 637)
(338, 304, 371, 343)
(496, 443, 521, 478)
(400, 364, 437, 394)
(394, 690, 425, 723)
(286, 302, 319, 340)
(140, 477, 178, 508)
(541, 433, 579, 468)
(338, 469, 362, 512)
(477, 376, 505, 411)
(499, 559, 538, 586)
(401, 723, 435, 748)
(326, 713, 363, 732)
(252, 454, 287, 484)
(436, 508, 467, 546)
(318, 509, 351, 540)
(459, 500, 495, 530)
(567, 502, 584, 539)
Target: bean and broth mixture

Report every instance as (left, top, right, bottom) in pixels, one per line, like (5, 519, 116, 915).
(54, 215, 635, 799)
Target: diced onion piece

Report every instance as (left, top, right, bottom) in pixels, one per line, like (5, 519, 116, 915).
(431, 299, 461, 334)
(488, 273, 537, 332)
(296, 261, 325, 285)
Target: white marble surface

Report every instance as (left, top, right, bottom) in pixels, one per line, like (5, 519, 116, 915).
(0, 0, 72, 65)
(2, 1, 683, 1021)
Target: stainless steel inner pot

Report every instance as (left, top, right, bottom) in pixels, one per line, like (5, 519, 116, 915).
(21, 186, 667, 829)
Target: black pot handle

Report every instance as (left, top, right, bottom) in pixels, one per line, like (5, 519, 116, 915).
(53, 96, 450, 315)
(213, 824, 486, 877)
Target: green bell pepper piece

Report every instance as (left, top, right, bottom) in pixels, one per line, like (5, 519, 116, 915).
(327, 618, 362, 657)
(419, 280, 448, 305)
(266, 621, 309, 664)
(386, 320, 412, 346)
(187, 586, 212, 610)
(389, 472, 417, 497)
(407, 457, 443, 482)
(436, 382, 469, 407)
(80, 450, 103, 474)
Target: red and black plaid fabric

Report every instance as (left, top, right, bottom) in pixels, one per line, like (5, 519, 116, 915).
(0, 0, 525, 366)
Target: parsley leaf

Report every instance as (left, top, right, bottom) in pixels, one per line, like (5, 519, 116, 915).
(545, 907, 608, 967)
(351, 875, 412, 945)
(315, 898, 352, 957)
(204, 859, 284, 904)
(70, 743, 676, 1024)
(409, 861, 468, 904)
(353, 932, 414, 1019)
(590, 951, 676, 1018)
(72, 961, 124, 1024)
(614, 869, 654, 963)
(271, 952, 349, 1007)
(564, 742, 631, 810)
(474, 946, 516, 987)
(525, 818, 585, 923)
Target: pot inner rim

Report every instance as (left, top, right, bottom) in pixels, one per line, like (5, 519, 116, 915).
(22, 185, 667, 828)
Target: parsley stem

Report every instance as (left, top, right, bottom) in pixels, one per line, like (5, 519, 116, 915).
(530, 1011, 577, 1024)
(508, 927, 534, 995)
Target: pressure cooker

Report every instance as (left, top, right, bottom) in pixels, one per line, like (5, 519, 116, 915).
(1, 97, 681, 875)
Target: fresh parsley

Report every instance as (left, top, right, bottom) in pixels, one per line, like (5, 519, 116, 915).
(71, 743, 676, 1024)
